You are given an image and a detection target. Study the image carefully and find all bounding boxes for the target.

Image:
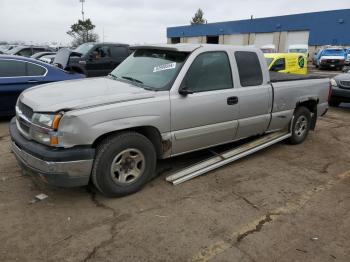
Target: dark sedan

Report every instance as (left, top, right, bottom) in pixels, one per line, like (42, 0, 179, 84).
(329, 70, 350, 107)
(0, 55, 84, 117)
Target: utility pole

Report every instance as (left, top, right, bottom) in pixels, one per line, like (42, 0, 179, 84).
(80, 0, 85, 21)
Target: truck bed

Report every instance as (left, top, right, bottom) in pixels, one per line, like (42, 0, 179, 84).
(269, 71, 326, 83)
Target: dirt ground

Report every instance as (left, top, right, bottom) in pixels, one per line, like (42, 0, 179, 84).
(0, 104, 350, 262)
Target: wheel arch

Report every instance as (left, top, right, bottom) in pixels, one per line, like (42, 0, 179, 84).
(91, 126, 165, 159)
(295, 98, 318, 130)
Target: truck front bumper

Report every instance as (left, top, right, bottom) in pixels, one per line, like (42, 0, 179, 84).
(9, 118, 95, 187)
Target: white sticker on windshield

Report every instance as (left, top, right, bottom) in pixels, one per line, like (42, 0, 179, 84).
(153, 62, 176, 73)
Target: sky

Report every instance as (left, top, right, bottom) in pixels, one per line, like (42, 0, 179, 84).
(0, 0, 349, 45)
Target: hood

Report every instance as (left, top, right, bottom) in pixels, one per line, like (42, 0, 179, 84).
(53, 48, 82, 69)
(20, 77, 155, 112)
(334, 73, 350, 82)
(320, 55, 345, 60)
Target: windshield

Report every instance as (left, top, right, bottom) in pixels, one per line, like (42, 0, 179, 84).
(322, 49, 345, 56)
(289, 48, 307, 53)
(110, 49, 188, 90)
(265, 58, 274, 67)
(74, 43, 94, 55)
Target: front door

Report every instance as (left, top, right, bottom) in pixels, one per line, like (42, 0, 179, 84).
(86, 45, 114, 77)
(170, 51, 239, 155)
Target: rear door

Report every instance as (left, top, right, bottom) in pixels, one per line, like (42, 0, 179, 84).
(233, 51, 272, 139)
(170, 51, 239, 155)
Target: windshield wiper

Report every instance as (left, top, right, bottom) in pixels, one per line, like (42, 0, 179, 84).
(108, 73, 119, 80)
(109, 74, 156, 91)
(121, 76, 144, 84)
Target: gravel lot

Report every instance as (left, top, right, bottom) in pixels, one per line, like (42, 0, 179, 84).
(0, 69, 349, 262)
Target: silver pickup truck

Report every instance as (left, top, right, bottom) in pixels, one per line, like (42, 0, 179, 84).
(10, 44, 330, 197)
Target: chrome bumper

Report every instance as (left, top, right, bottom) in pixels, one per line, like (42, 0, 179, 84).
(11, 141, 93, 187)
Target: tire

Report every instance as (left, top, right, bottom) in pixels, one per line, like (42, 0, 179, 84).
(92, 132, 156, 197)
(328, 100, 340, 107)
(288, 106, 311, 145)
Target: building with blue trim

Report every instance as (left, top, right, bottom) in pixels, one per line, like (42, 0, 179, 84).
(167, 9, 350, 53)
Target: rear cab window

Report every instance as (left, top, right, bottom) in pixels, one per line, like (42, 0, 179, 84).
(235, 51, 263, 87)
(111, 46, 129, 58)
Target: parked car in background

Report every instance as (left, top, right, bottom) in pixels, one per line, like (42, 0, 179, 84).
(344, 48, 350, 65)
(288, 44, 309, 56)
(265, 53, 307, 75)
(5, 46, 53, 57)
(261, 44, 276, 53)
(315, 47, 345, 70)
(53, 42, 131, 77)
(10, 44, 329, 196)
(31, 51, 56, 60)
(0, 55, 84, 117)
(329, 70, 350, 107)
(0, 45, 17, 54)
(39, 54, 56, 64)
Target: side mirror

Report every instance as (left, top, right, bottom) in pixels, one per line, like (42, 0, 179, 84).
(179, 86, 194, 96)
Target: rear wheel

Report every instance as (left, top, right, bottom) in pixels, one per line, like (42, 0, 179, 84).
(91, 132, 156, 197)
(288, 106, 311, 145)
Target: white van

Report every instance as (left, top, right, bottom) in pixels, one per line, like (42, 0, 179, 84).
(288, 44, 308, 55)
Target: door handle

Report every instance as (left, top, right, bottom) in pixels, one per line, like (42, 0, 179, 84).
(227, 96, 238, 105)
(27, 80, 39, 83)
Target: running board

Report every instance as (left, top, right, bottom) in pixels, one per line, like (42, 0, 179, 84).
(166, 131, 291, 185)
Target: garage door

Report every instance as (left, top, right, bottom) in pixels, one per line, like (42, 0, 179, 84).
(224, 34, 244, 45)
(186, 37, 202, 44)
(285, 31, 310, 50)
(254, 33, 274, 48)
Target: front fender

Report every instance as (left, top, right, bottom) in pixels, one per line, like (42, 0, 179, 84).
(58, 114, 165, 148)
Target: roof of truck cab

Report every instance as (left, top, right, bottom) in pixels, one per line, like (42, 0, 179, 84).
(131, 43, 260, 53)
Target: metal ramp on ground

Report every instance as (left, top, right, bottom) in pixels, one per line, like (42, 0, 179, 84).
(166, 130, 291, 185)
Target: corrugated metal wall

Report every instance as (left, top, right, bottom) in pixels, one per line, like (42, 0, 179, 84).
(167, 9, 350, 46)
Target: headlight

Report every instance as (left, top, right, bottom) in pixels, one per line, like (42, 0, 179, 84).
(32, 113, 55, 128)
(330, 78, 338, 87)
(30, 113, 63, 146)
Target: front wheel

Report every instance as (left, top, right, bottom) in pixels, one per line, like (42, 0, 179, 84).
(288, 106, 311, 145)
(91, 132, 156, 197)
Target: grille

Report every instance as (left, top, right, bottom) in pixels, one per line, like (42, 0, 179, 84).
(340, 81, 350, 88)
(18, 100, 34, 120)
(18, 119, 30, 134)
(324, 59, 341, 65)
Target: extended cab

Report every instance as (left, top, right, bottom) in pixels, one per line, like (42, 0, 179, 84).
(10, 44, 330, 197)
